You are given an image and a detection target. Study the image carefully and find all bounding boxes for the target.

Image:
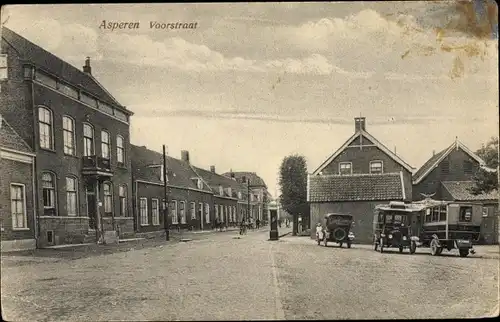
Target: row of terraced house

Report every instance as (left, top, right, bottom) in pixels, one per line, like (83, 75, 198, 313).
(0, 27, 269, 252)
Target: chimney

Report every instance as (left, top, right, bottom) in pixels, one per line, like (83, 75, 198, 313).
(83, 57, 92, 74)
(181, 150, 190, 163)
(432, 150, 435, 156)
(230, 169, 235, 178)
(210, 165, 215, 173)
(354, 117, 366, 132)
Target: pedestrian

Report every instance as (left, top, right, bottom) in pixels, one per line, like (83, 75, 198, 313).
(256, 218, 260, 229)
(278, 219, 282, 228)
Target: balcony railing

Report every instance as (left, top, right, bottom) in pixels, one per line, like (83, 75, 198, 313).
(82, 155, 112, 173)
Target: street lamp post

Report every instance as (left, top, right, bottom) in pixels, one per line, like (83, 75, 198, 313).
(163, 145, 170, 241)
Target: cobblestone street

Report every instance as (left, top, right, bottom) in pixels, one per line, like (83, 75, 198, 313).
(1, 229, 498, 321)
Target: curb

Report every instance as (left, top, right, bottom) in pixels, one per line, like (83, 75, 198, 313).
(279, 232, 292, 238)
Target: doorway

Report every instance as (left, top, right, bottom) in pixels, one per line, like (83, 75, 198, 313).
(86, 184, 97, 230)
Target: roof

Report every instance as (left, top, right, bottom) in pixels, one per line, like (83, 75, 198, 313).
(222, 171, 268, 188)
(413, 139, 486, 184)
(441, 181, 498, 202)
(192, 166, 247, 198)
(312, 130, 414, 175)
(0, 114, 33, 154)
(130, 145, 211, 192)
(2, 27, 130, 114)
(308, 172, 405, 202)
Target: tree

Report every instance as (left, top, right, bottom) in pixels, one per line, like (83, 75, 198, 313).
(470, 136, 499, 195)
(279, 154, 308, 236)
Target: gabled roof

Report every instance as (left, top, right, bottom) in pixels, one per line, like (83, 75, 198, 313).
(441, 181, 498, 202)
(308, 172, 405, 202)
(130, 145, 211, 192)
(193, 166, 247, 199)
(2, 27, 131, 114)
(0, 114, 33, 154)
(223, 171, 268, 188)
(312, 130, 414, 175)
(412, 139, 486, 184)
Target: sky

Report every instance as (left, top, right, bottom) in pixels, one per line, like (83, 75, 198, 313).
(2, 2, 498, 197)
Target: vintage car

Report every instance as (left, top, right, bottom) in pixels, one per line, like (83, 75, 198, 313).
(319, 213, 355, 248)
(373, 201, 418, 254)
(413, 198, 481, 257)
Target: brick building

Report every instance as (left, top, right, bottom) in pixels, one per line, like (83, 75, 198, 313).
(1, 28, 134, 246)
(307, 117, 415, 243)
(412, 139, 498, 244)
(0, 115, 37, 251)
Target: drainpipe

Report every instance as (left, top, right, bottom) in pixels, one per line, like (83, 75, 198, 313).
(33, 156, 39, 248)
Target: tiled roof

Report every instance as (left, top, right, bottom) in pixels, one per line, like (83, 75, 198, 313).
(193, 166, 247, 198)
(308, 172, 404, 202)
(130, 145, 211, 192)
(0, 114, 32, 153)
(222, 171, 267, 188)
(2, 27, 128, 111)
(441, 181, 498, 201)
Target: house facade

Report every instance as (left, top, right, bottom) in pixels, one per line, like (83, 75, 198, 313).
(131, 146, 214, 236)
(0, 115, 37, 251)
(307, 117, 415, 243)
(412, 139, 498, 244)
(1, 28, 134, 247)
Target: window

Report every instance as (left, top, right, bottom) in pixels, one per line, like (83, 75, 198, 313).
(459, 206, 472, 222)
(339, 162, 352, 175)
(238, 192, 242, 199)
(117, 135, 125, 165)
(220, 205, 224, 222)
(482, 207, 489, 217)
(99, 102, 114, 115)
(439, 206, 447, 221)
(369, 161, 383, 174)
(214, 204, 219, 220)
(463, 160, 473, 175)
(83, 123, 94, 156)
(35, 70, 57, 88)
(171, 200, 178, 224)
(62, 116, 75, 155)
(0, 54, 7, 80)
(228, 206, 232, 222)
(190, 202, 196, 219)
(66, 177, 78, 216)
(58, 82, 79, 99)
(38, 107, 53, 149)
(441, 160, 450, 175)
(233, 206, 237, 222)
(101, 130, 110, 160)
(199, 202, 203, 220)
(114, 109, 128, 122)
(140, 198, 148, 225)
(10, 184, 27, 229)
(103, 182, 112, 215)
(119, 185, 127, 217)
(23, 66, 33, 79)
(42, 172, 56, 215)
(219, 186, 224, 196)
(80, 92, 98, 108)
(205, 203, 210, 223)
(152, 199, 160, 226)
(180, 201, 186, 224)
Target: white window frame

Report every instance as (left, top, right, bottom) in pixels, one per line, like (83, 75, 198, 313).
(42, 171, 57, 216)
(117, 135, 125, 165)
(101, 130, 111, 160)
(205, 203, 210, 223)
(171, 200, 178, 224)
(190, 201, 196, 220)
(152, 198, 160, 226)
(10, 183, 28, 230)
(219, 186, 224, 195)
(38, 106, 54, 150)
(369, 160, 384, 174)
(339, 162, 353, 175)
(238, 191, 242, 199)
(62, 115, 76, 156)
(119, 185, 127, 217)
(214, 204, 219, 221)
(220, 204, 224, 222)
(180, 201, 186, 224)
(198, 202, 203, 220)
(103, 182, 113, 215)
(482, 207, 489, 217)
(83, 123, 95, 157)
(233, 206, 237, 222)
(66, 176, 78, 216)
(140, 198, 148, 226)
(0, 54, 7, 80)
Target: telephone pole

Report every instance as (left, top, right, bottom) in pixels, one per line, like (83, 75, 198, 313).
(246, 178, 251, 222)
(163, 145, 170, 241)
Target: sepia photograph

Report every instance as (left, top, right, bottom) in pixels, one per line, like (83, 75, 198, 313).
(0, 1, 498, 321)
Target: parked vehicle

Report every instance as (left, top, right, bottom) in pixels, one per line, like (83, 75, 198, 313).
(373, 199, 481, 257)
(373, 201, 418, 254)
(320, 213, 355, 248)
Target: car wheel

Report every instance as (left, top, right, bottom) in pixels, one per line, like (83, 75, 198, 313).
(430, 239, 440, 256)
(399, 246, 404, 253)
(409, 241, 416, 254)
(459, 249, 469, 257)
(436, 247, 443, 255)
(379, 238, 384, 253)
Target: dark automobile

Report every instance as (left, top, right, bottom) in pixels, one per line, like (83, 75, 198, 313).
(320, 213, 355, 248)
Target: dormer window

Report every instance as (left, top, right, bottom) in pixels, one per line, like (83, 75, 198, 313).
(369, 160, 383, 174)
(197, 179, 203, 190)
(219, 185, 224, 195)
(0, 54, 8, 80)
(339, 162, 352, 175)
(238, 191, 242, 199)
(227, 187, 232, 197)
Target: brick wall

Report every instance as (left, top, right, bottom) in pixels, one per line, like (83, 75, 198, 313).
(0, 157, 35, 242)
(38, 217, 89, 246)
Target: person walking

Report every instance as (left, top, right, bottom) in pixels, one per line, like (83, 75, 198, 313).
(256, 218, 260, 229)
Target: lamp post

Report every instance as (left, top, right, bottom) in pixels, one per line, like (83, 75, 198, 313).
(163, 145, 170, 241)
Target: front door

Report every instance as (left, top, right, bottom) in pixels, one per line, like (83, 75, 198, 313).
(86, 185, 97, 230)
